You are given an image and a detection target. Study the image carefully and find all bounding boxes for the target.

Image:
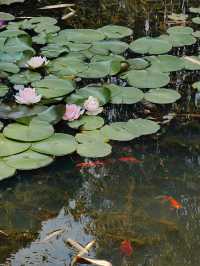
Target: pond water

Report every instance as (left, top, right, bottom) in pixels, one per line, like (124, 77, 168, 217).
(1, 0, 200, 265)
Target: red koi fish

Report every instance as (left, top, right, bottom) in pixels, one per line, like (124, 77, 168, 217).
(118, 156, 142, 164)
(162, 196, 183, 209)
(76, 160, 105, 168)
(120, 240, 133, 256)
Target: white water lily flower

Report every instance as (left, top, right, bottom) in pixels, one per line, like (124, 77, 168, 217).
(15, 87, 42, 105)
(26, 56, 49, 69)
(84, 96, 103, 115)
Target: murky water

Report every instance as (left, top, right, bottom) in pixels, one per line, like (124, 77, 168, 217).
(0, 0, 200, 265)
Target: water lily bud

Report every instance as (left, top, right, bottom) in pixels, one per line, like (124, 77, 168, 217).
(15, 87, 42, 105)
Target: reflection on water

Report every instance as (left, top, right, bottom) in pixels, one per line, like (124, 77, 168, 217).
(0, 0, 200, 265)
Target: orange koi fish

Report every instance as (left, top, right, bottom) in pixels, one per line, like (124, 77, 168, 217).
(162, 196, 183, 209)
(118, 156, 142, 164)
(120, 240, 133, 256)
(76, 160, 105, 168)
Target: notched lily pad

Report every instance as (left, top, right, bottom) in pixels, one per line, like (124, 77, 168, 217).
(77, 142, 112, 158)
(68, 116, 104, 131)
(144, 88, 181, 104)
(0, 160, 16, 181)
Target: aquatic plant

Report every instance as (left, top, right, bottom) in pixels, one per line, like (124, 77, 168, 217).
(0, 7, 199, 180)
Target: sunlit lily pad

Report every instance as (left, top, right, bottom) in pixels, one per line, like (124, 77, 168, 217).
(168, 13, 188, 21)
(0, 160, 16, 181)
(0, 12, 15, 21)
(167, 26, 193, 35)
(127, 58, 150, 70)
(193, 31, 200, 38)
(181, 56, 200, 70)
(31, 133, 77, 156)
(90, 40, 128, 55)
(58, 29, 105, 43)
(192, 81, 200, 92)
(77, 142, 112, 158)
(3, 119, 54, 142)
(129, 37, 172, 55)
(68, 116, 104, 131)
(0, 84, 9, 97)
(98, 25, 133, 39)
(105, 84, 144, 104)
(4, 150, 53, 170)
(126, 118, 160, 136)
(146, 55, 184, 73)
(32, 76, 74, 99)
(144, 88, 181, 104)
(189, 7, 200, 14)
(160, 34, 196, 47)
(0, 133, 30, 157)
(192, 17, 200, 24)
(122, 69, 170, 88)
(75, 130, 108, 143)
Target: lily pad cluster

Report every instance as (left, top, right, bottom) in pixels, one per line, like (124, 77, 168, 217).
(0, 9, 199, 180)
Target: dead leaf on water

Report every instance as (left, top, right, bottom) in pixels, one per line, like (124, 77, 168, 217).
(40, 228, 65, 242)
(76, 257, 112, 266)
(184, 56, 200, 66)
(67, 238, 88, 253)
(62, 8, 76, 20)
(39, 4, 75, 10)
(0, 230, 8, 237)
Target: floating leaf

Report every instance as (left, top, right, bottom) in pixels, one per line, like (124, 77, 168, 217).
(192, 17, 200, 24)
(0, 0, 24, 5)
(129, 37, 172, 55)
(9, 70, 41, 84)
(37, 105, 65, 124)
(4, 150, 53, 170)
(144, 88, 181, 104)
(189, 7, 200, 14)
(181, 56, 200, 70)
(90, 40, 128, 55)
(76, 257, 112, 266)
(193, 31, 200, 38)
(105, 84, 144, 104)
(58, 29, 105, 43)
(75, 130, 108, 143)
(41, 44, 68, 58)
(3, 119, 54, 142)
(98, 25, 133, 39)
(0, 84, 9, 97)
(68, 116, 104, 131)
(168, 13, 188, 21)
(126, 118, 160, 136)
(146, 55, 184, 73)
(32, 76, 75, 99)
(123, 69, 170, 88)
(31, 133, 77, 156)
(0, 12, 15, 21)
(167, 26, 193, 35)
(192, 81, 200, 92)
(160, 34, 196, 47)
(0, 160, 16, 181)
(0, 133, 30, 157)
(77, 142, 112, 158)
(127, 58, 150, 70)
(0, 62, 19, 73)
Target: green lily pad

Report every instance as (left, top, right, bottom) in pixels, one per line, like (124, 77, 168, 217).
(75, 130, 108, 143)
(68, 116, 104, 131)
(160, 34, 196, 47)
(32, 76, 75, 99)
(77, 142, 112, 158)
(0, 30, 27, 38)
(0, 62, 19, 73)
(181, 56, 200, 70)
(167, 26, 193, 35)
(31, 133, 77, 156)
(98, 25, 133, 39)
(0, 133, 30, 157)
(3, 119, 54, 142)
(122, 69, 170, 88)
(0, 0, 24, 5)
(0, 121, 3, 130)
(146, 55, 184, 73)
(193, 31, 200, 38)
(37, 105, 65, 125)
(0, 160, 16, 181)
(126, 118, 160, 136)
(127, 58, 150, 70)
(3, 36, 35, 54)
(9, 70, 41, 85)
(100, 123, 137, 141)
(67, 85, 110, 105)
(0, 12, 15, 21)
(90, 40, 128, 55)
(144, 88, 181, 104)
(4, 150, 53, 170)
(192, 17, 200, 24)
(105, 84, 144, 104)
(0, 104, 47, 119)
(189, 7, 200, 14)
(168, 13, 188, 21)
(129, 37, 172, 55)
(41, 44, 68, 58)
(29, 17, 57, 25)
(0, 51, 23, 63)
(58, 29, 105, 43)
(0, 84, 9, 97)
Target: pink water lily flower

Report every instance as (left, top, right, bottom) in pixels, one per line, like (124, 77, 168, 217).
(15, 87, 42, 105)
(0, 20, 6, 29)
(63, 104, 84, 121)
(26, 56, 49, 69)
(84, 96, 103, 115)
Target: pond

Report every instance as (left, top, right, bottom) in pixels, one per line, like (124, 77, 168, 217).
(0, 0, 200, 265)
